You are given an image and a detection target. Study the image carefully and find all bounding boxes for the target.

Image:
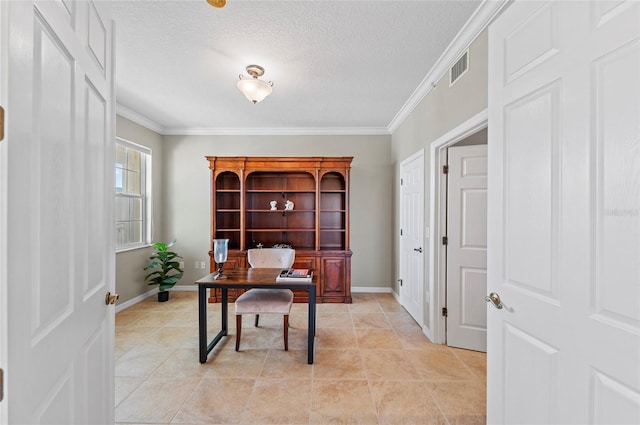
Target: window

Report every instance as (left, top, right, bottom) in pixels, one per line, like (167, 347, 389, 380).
(115, 138, 151, 251)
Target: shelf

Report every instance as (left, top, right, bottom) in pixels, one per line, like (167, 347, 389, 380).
(246, 190, 315, 194)
(217, 209, 241, 213)
(320, 209, 346, 213)
(215, 172, 240, 191)
(320, 229, 346, 232)
(216, 228, 241, 232)
(247, 229, 315, 232)
(246, 209, 315, 213)
(320, 190, 346, 193)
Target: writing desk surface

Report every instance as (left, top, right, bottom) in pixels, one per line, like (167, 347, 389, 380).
(195, 268, 315, 288)
(196, 267, 317, 364)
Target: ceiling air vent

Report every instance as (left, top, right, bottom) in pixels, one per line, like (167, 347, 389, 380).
(449, 50, 469, 87)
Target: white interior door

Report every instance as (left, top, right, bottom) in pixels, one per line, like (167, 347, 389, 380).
(446, 144, 487, 352)
(0, 2, 7, 423)
(488, 1, 640, 423)
(4, 1, 115, 423)
(400, 150, 424, 325)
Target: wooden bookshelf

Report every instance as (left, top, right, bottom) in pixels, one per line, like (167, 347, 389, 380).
(207, 156, 353, 303)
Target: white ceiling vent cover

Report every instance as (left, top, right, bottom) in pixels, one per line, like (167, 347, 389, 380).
(449, 50, 469, 87)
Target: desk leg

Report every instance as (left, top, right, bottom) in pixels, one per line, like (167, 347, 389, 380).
(307, 288, 316, 364)
(221, 287, 228, 336)
(198, 285, 207, 363)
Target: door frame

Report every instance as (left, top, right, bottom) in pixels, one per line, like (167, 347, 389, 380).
(428, 109, 487, 344)
(0, 1, 8, 422)
(399, 148, 425, 328)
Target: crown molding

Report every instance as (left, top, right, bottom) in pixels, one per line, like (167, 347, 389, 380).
(116, 103, 390, 136)
(387, 0, 510, 134)
(162, 126, 390, 136)
(116, 104, 167, 134)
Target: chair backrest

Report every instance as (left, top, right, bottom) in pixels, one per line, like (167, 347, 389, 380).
(247, 248, 295, 268)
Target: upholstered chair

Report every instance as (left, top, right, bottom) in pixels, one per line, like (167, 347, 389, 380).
(234, 248, 295, 351)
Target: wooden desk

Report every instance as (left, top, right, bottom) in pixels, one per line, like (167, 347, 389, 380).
(195, 268, 317, 364)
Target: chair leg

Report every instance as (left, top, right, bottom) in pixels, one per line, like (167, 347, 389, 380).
(235, 315, 242, 351)
(255, 314, 260, 327)
(283, 314, 289, 351)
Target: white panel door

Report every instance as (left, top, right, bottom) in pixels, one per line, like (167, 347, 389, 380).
(446, 144, 487, 352)
(0, 2, 7, 422)
(488, 1, 639, 423)
(5, 1, 115, 423)
(400, 150, 424, 325)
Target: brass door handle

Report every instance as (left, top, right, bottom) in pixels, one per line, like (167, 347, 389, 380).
(105, 292, 119, 305)
(485, 292, 503, 309)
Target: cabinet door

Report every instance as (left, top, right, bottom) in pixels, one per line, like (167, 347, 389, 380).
(320, 255, 352, 303)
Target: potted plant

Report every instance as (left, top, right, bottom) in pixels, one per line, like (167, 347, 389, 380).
(144, 240, 184, 302)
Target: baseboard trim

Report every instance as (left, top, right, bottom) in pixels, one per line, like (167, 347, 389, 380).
(171, 285, 198, 292)
(351, 286, 392, 293)
(115, 288, 157, 313)
(115, 284, 395, 312)
(391, 290, 400, 303)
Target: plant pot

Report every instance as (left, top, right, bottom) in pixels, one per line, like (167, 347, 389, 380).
(158, 291, 169, 302)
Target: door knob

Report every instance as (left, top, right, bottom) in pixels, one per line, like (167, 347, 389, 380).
(485, 292, 503, 309)
(413, 247, 423, 253)
(105, 292, 119, 305)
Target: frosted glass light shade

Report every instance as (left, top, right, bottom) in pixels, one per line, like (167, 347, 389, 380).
(237, 78, 273, 104)
(213, 239, 229, 263)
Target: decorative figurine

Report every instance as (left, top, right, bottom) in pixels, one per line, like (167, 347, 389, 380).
(270, 200, 277, 210)
(284, 200, 294, 210)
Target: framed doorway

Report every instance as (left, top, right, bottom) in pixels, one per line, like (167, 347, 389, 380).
(428, 109, 487, 344)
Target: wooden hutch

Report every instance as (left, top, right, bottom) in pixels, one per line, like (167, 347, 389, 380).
(206, 156, 353, 303)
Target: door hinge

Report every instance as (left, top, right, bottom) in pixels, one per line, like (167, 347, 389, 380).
(442, 236, 448, 245)
(442, 307, 448, 317)
(442, 165, 449, 174)
(400, 228, 403, 236)
(0, 368, 3, 402)
(400, 178, 403, 185)
(0, 106, 4, 141)
(398, 279, 403, 287)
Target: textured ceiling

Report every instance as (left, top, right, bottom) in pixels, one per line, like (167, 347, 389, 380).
(109, 0, 481, 134)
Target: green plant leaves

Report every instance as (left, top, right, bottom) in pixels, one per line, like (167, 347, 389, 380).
(144, 239, 183, 291)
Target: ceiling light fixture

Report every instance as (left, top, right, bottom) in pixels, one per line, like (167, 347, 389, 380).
(207, 0, 226, 8)
(237, 65, 273, 104)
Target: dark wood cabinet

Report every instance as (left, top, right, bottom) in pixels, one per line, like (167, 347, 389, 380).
(206, 156, 353, 303)
(319, 252, 351, 303)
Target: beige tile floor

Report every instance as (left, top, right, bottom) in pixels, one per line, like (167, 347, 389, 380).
(115, 291, 486, 425)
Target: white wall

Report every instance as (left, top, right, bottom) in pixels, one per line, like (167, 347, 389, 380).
(390, 29, 489, 328)
(161, 134, 393, 290)
(115, 115, 164, 303)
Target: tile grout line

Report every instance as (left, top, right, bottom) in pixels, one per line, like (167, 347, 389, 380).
(449, 347, 486, 386)
(166, 375, 206, 425)
(147, 309, 195, 425)
(424, 381, 453, 425)
(116, 292, 485, 424)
